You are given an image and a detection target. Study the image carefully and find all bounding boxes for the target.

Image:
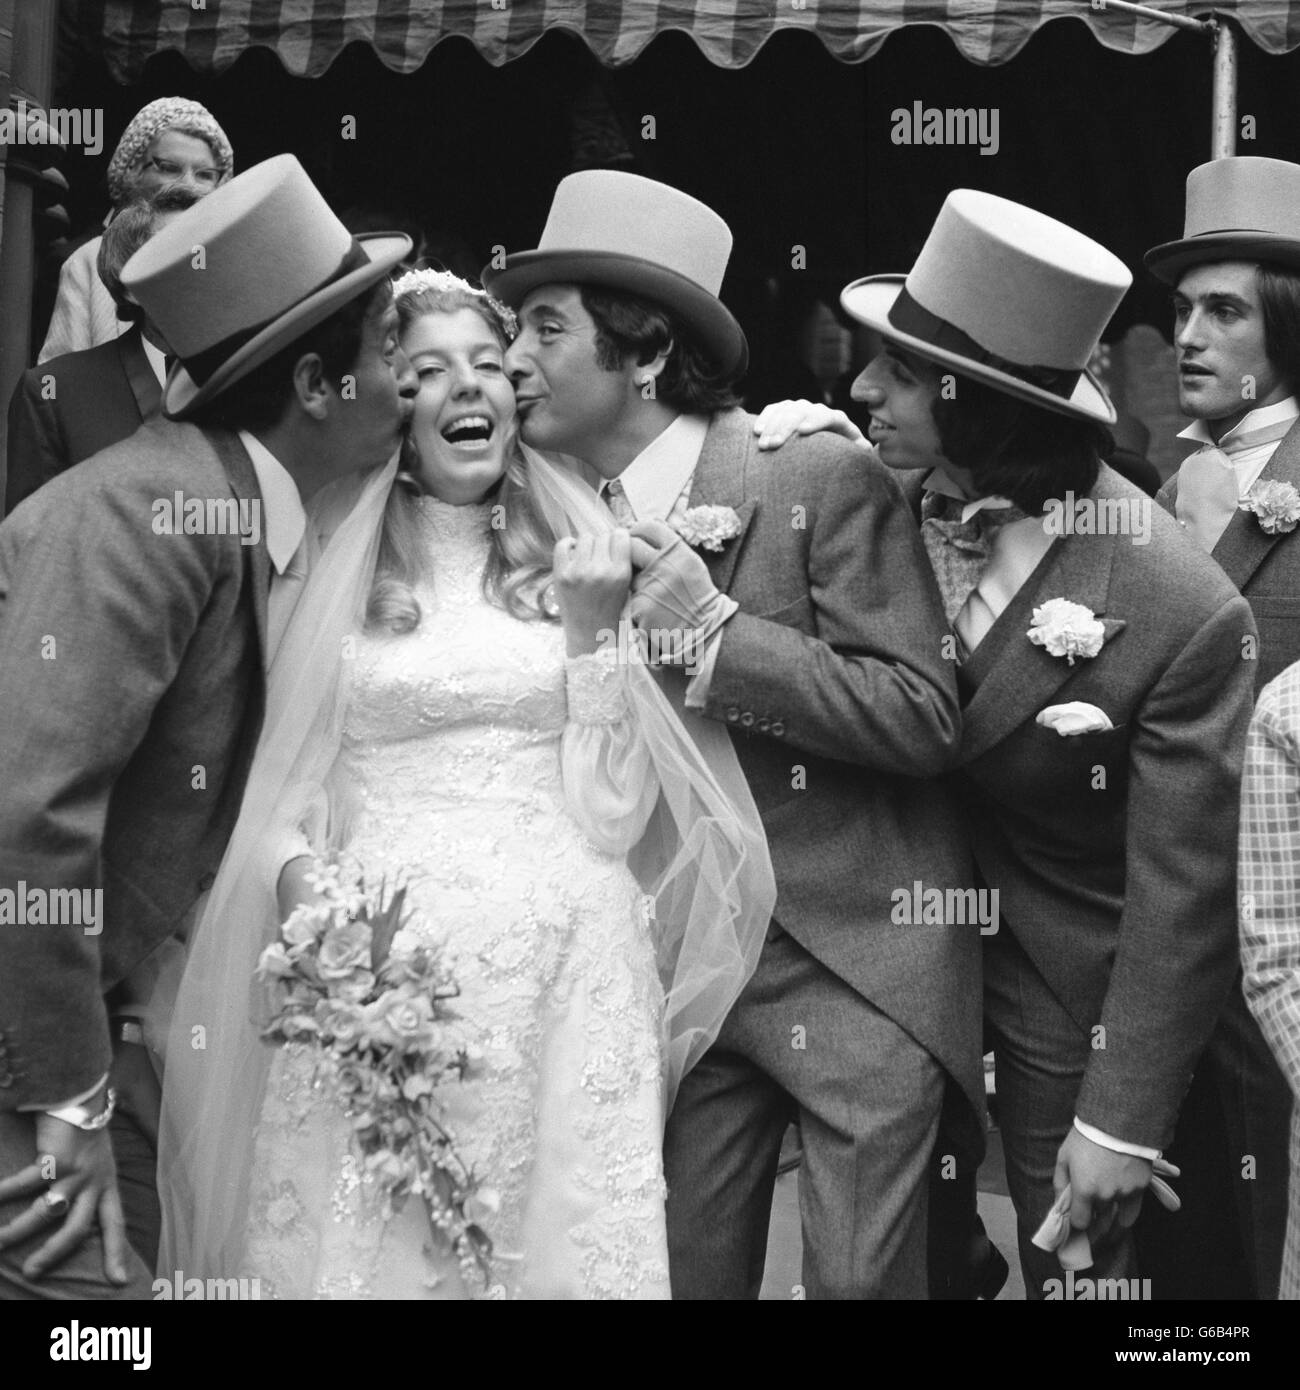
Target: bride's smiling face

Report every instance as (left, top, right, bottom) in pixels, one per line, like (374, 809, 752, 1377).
(403, 307, 517, 505)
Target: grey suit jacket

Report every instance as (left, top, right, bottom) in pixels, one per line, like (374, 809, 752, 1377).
(1158, 417, 1300, 692)
(0, 420, 268, 1108)
(690, 409, 985, 1140)
(917, 465, 1257, 1148)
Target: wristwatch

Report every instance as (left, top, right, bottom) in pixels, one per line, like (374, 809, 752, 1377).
(44, 1087, 118, 1131)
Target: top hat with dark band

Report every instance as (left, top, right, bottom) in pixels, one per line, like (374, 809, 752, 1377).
(121, 154, 411, 419)
(841, 189, 1131, 425)
(483, 170, 748, 377)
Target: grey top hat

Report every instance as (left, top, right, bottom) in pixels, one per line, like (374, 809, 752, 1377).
(121, 154, 410, 419)
(1145, 157, 1300, 284)
(482, 170, 748, 376)
(841, 190, 1130, 425)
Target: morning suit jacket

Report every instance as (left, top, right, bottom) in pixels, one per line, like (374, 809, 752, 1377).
(0, 420, 268, 1108)
(1157, 417, 1300, 693)
(4, 325, 163, 516)
(902, 465, 1257, 1150)
(690, 409, 985, 1140)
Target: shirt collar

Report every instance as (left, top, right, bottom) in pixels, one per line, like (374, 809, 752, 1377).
(1176, 395, 1300, 448)
(921, 467, 1017, 524)
(607, 414, 710, 521)
(237, 430, 306, 575)
(141, 336, 167, 388)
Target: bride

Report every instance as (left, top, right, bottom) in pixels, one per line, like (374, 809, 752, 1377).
(156, 270, 773, 1299)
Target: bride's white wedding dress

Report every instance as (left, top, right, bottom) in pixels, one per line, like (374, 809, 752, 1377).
(242, 496, 671, 1299)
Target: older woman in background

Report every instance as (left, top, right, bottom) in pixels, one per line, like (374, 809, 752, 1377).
(38, 96, 233, 362)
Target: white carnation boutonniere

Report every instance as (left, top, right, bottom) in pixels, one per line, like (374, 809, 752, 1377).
(1027, 598, 1106, 666)
(671, 504, 743, 553)
(1238, 479, 1300, 535)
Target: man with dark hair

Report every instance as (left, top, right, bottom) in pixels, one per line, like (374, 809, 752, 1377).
(1138, 155, 1300, 1300)
(4, 188, 200, 513)
(487, 171, 984, 1299)
(0, 154, 415, 1299)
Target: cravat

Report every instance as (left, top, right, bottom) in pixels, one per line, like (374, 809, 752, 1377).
(602, 477, 638, 526)
(1175, 416, 1296, 553)
(921, 491, 1025, 625)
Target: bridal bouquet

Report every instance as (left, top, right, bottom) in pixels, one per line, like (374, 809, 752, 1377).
(256, 860, 494, 1289)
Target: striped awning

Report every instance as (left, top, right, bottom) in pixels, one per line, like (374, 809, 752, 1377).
(80, 1, 1300, 81)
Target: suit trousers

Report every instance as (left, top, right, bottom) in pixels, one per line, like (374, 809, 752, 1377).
(984, 927, 1139, 1299)
(0, 1109, 153, 1300)
(1135, 983, 1291, 1300)
(663, 925, 945, 1299)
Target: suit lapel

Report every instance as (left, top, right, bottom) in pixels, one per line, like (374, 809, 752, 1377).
(116, 325, 162, 422)
(1210, 417, 1300, 590)
(687, 409, 758, 593)
(960, 522, 1125, 765)
(206, 428, 270, 668)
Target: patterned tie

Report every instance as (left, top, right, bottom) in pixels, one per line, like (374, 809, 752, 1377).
(921, 491, 1025, 625)
(602, 477, 638, 526)
(1175, 416, 1296, 553)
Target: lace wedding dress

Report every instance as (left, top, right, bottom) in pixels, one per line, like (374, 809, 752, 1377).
(241, 496, 671, 1299)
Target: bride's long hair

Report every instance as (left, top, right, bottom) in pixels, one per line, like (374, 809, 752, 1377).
(369, 271, 559, 631)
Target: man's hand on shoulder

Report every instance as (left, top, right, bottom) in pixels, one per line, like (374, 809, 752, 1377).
(751, 399, 868, 452)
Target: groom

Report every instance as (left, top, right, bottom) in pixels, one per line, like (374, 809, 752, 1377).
(486, 172, 986, 1298)
(0, 154, 414, 1298)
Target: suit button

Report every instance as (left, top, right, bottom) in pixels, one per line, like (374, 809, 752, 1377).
(0, 1071, 13, 1088)
(725, 707, 741, 724)
(740, 712, 755, 729)
(771, 721, 785, 737)
(757, 719, 771, 733)
(198, 872, 216, 892)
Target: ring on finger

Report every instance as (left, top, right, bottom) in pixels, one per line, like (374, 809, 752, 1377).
(42, 1189, 70, 1217)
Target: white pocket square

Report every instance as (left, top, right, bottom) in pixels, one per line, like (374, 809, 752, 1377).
(1036, 702, 1114, 737)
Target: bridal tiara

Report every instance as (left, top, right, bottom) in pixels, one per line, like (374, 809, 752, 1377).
(392, 266, 518, 339)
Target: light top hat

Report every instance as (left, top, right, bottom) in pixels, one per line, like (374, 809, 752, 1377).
(482, 170, 748, 375)
(840, 190, 1130, 425)
(120, 153, 411, 419)
(1145, 157, 1300, 285)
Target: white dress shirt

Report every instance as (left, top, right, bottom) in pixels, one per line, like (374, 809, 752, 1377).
(238, 431, 308, 666)
(1176, 396, 1300, 497)
(921, 468, 1054, 655)
(142, 336, 168, 388)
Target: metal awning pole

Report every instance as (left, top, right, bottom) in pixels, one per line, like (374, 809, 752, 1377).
(1210, 17, 1238, 158)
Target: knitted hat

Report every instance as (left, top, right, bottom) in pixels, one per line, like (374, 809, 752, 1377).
(106, 97, 234, 206)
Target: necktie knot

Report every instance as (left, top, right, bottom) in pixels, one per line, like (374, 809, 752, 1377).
(921, 492, 1025, 626)
(603, 478, 637, 526)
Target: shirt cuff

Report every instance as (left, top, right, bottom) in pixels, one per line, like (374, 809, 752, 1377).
(1073, 1117, 1159, 1162)
(683, 622, 728, 708)
(20, 1073, 110, 1115)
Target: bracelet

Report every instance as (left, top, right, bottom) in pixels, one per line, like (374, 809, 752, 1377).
(45, 1087, 118, 1132)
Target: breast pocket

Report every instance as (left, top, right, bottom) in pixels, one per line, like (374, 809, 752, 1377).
(1030, 722, 1130, 798)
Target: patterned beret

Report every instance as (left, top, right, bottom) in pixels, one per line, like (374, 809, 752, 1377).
(105, 97, 234, 206)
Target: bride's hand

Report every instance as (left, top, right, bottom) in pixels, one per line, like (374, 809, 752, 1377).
(277, 854, 329, 921)
(552, 531, 633, 657)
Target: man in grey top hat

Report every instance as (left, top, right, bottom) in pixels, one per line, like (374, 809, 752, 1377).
(0, 154, 416, 1299)
(1139, 154, 1300, 1301)
(486, 170, 985, 1299)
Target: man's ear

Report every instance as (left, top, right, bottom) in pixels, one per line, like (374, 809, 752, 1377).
(291, 351, 331, 420)
(635, 342, 671, 389)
